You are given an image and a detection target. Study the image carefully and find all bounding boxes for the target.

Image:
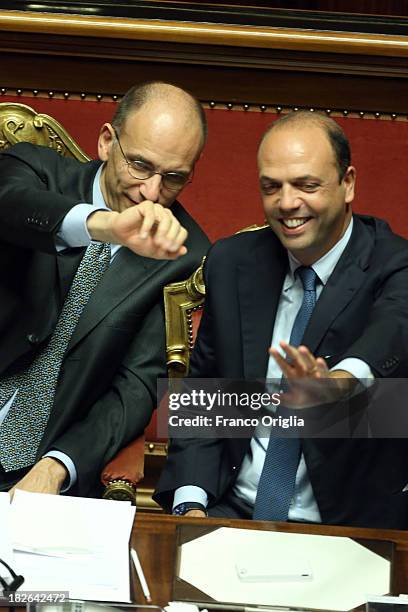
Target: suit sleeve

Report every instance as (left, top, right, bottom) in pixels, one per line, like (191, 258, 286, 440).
(338, 243, 408, 377)
(50, 300, 167, 495)
(0, 145, 87, 253)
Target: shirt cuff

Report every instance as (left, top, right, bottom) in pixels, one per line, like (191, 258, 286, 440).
(331, 358, 374, 387)
(43, 450, 77, 492)
(56, 204, 105, 250)
(173, 485, 208, 511)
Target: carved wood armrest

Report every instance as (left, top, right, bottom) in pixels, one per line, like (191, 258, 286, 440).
(101, 435, 145, 504)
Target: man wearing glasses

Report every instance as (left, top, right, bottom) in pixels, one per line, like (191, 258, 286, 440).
(0, 81, 210, 497)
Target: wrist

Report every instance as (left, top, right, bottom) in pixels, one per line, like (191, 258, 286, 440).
(329, 370, 355, 379)
(329, 370, 359, 398)
(173, 502, 208, 516)
(37, 457, 68, 487)
(86, 209, 118, 243)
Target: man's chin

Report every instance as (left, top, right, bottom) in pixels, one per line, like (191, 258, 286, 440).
(270, 225, 308, 247)
(275, 232, 316, 259)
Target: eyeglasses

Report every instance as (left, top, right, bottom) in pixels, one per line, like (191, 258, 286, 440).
(113, 128, 193, 191)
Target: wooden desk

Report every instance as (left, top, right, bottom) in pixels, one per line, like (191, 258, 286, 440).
(2, 513, 408, 610)
(131, 513, 408, 607)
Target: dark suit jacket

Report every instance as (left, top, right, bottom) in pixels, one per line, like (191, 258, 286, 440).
(155, 215, 408, 528)
(0, 142, 210, 495)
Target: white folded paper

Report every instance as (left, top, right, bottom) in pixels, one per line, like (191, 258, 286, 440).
(10, 490, 135, 602)
(178, 527, 391, 611)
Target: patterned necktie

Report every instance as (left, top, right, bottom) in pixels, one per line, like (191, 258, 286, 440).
(0, 241, 111, 472)
(253, 266, 318, 521)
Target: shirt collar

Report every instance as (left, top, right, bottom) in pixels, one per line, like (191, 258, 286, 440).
(284, 216, 354, 291)
(92, 164, 110, 209)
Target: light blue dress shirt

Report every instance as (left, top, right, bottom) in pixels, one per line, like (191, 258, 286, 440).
(174, 218, 374, 519)
(0, 165, 121, 491)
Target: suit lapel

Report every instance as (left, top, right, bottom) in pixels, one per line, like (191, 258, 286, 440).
(56, 160, 102, 302)
(238, 233, 287, 378)
(56, 248, 85, 304)
(302, 217, 374, 352)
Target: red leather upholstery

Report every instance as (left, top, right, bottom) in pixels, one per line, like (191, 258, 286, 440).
(101, 434, 145, 487)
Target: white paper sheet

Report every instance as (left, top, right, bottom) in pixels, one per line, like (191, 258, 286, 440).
(178, 527, 390, 611)
(10, 490, 135, 602)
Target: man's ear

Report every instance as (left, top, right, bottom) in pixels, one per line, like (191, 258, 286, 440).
(98, 123, 114, 162)
(195, 147, 205, 164)
(343, 166, 356, 204)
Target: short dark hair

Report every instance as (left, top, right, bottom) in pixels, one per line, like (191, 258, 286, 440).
(262, 111, 351, 181)
(111, 81, 207, 145)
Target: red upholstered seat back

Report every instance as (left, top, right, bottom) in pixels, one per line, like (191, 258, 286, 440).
(2, 95, 408, 241)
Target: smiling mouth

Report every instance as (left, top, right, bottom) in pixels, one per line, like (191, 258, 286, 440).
(280, 218, 311, 229)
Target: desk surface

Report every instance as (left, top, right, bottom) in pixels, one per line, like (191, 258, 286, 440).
(2, 513, 408, 611)
(131, 513, 408, 607)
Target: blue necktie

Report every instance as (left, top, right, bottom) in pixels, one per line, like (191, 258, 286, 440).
(253, 266, 318, 521)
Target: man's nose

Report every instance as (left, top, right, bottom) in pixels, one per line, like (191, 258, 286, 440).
(279, 185, 301, 210)
(139, 173, 162, 202)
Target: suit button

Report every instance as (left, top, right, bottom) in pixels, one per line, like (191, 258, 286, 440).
(27, 333, 39, 345)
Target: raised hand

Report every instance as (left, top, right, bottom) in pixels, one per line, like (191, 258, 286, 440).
(87, 200, 188, 260)
(270, 342, 357, 409)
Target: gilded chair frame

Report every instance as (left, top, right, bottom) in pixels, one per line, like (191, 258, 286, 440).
(0, 102, 89, 160)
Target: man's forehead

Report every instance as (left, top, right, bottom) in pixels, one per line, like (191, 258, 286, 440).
(116, 115, 201, 172)
(121, 106, 201, 147)
(262, 123, 330, 148)
(120, 106, 164, 136)
(258, 125, 336, 167)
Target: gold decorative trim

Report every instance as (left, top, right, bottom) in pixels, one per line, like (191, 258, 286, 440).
(236, 223, 269, 233)
(0, 90, 406, 120)
(0, 89, 119, 103)
(0, 10, 407, 58)
(135, 488, 162, 511)
(0, 102, 90, 160)
(205, 104, 407, 121)
(164, 258, 206, 377)
(144, 441, 167, 456)
(102, 479, 137, 504)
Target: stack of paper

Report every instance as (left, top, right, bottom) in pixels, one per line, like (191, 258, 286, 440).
(9, 490, 135, 602)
